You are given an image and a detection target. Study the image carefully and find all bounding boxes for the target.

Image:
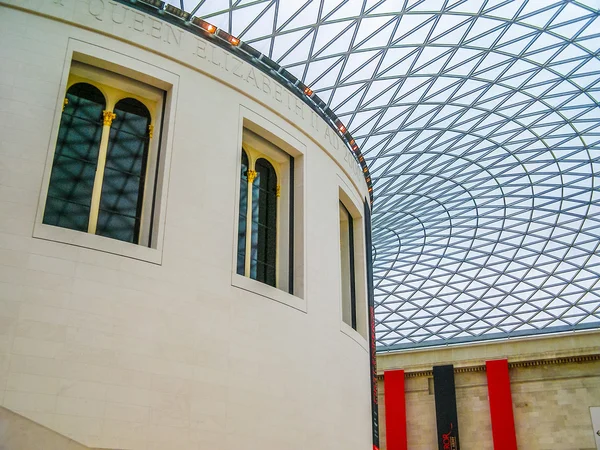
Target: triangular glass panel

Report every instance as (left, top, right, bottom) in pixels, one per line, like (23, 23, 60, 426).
(272, 29, 313, 63)
(340, 50, 381, 81)
(232, 2, 273, 37)
(330, 84, 366, 111)
(466, 27, 505, 48)
(577, 15, 600, 39)
(313, 20, 355, 56)
(551, 19, 589, 39)
(414, 47, 453, 73)
(550, 2, 591, 27)
(327, 0, 363, 20)
(394, 15, 435, 45)
(196, 0, 229, 17)
(354, 16, 395, 48)
(281, 1, 320, 31)
(430, 14, 469, 41)
(361, 79, 400, 108)
(519, 5, 561, 28)
(488, 0, 524, 19)
(305, 57, 344, 89)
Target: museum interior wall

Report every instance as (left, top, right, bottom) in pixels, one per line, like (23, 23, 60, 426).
(0, 1, 374, 448)
(0, 406, 94, 449)
(377, 330, 600, 450)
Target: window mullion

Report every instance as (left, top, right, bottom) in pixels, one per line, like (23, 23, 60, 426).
(87, 109, 115, 234)
(275, 183, 281, 289)
(245, 167, 256, 278)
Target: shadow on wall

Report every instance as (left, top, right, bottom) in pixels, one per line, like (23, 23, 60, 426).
(0, 407, 107, 450)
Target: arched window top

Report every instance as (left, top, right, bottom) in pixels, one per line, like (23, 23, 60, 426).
(113, 98, 151, 138)
(114, 97, 151, 117)
(64, 82, 106, 120)
(66, 82, 105, 104)
(255, 158, 277, 194)
(241, 149, 249, 178)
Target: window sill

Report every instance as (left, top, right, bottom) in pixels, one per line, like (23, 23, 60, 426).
(33, 223, 162, 264)
(340, 321, 369, 352)
(231, 273, 307, 313)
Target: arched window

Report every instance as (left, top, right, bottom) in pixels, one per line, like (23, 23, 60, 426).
(251, 158, 277, 286)
(339, 201, 356, 330)
(42, 64, 163, 248)
(43, 83, 105, 231)
(96, 98, 151, 243)
(234, 127, 301, 298)
(237, 150, 249, 275)
(237, 147, 281, 289)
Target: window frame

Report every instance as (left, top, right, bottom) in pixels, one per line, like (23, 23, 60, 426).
(34, 41, 178, 265)
(43, 64, 161, 246)
(231, 107, 306, 312)
(340, 200, 357, 330)
(238, 129, 291, 291)
(339, 185, 369, 345)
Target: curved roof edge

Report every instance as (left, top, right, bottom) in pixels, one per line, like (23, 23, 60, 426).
(121, 0, 374, 202)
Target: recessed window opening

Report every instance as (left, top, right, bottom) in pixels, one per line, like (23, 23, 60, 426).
(340, 201, 357, 330)
(42, 62, 164, 247)
(237, 129, 294, 293)
(251, 158, 278, 286)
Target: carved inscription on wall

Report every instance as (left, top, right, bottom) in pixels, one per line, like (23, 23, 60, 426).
(192, 39, 364, 184)
(16, 0, 366, 191)
(86, 0, 183, 45)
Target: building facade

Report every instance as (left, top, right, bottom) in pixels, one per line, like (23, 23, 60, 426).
(377, 330, 600, 450)
(0, 1, 374, 448)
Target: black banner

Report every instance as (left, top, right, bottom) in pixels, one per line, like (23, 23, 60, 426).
(433, 365, 460, 450)
(364, 200, 379, 449)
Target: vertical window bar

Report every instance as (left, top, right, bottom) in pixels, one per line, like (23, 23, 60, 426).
(340, 201, 357, 330)
(87, 108, 115, 235)
(364, 199, 380, 448)
(237, 150, 249, 275)
(288, 155, 294, 295)
(148, 90, 167, 248)
(347, 205, 357, 329)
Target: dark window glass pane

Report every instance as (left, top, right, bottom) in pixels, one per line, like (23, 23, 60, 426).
(43, 83, 105, 232)
(251, 158, 277, 287)
(340, 202, 357, 330)
(237, 150, 249, 275)
(96, 98, 150, 243)
(44, 197, 91, 232)
(96, 212, 137, 243)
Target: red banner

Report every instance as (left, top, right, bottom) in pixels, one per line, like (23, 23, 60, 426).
(384, 370, 407, 450)
(486, 359, 518, 450)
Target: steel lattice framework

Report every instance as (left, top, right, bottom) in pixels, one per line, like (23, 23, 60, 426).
(167, 0, 600, 350)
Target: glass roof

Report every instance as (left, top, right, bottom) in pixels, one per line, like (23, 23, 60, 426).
(177, 0, 600, 350)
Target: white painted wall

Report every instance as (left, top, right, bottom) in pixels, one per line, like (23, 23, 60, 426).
(0, 2, 373, 449)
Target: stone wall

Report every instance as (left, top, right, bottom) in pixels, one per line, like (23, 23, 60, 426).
(377, 332, 600, 450)
(0, 406, 91, 450)
(0, 2, 372, 449)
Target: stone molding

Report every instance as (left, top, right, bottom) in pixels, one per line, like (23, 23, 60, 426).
(377, 353, 600, 379)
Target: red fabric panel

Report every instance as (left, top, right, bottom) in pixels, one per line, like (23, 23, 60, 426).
(384, 370, 407, 450)
(486, 359, 518, 450)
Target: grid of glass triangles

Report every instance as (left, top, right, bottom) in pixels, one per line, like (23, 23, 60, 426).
(173, 0, 600, 350)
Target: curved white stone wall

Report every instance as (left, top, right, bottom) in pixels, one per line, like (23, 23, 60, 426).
(0, 2, 373, 449)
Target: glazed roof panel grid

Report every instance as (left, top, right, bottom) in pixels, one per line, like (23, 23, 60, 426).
(171, 0, 600, 350)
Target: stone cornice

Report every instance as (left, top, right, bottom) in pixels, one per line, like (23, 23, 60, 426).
(376, 353, 600, 380)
